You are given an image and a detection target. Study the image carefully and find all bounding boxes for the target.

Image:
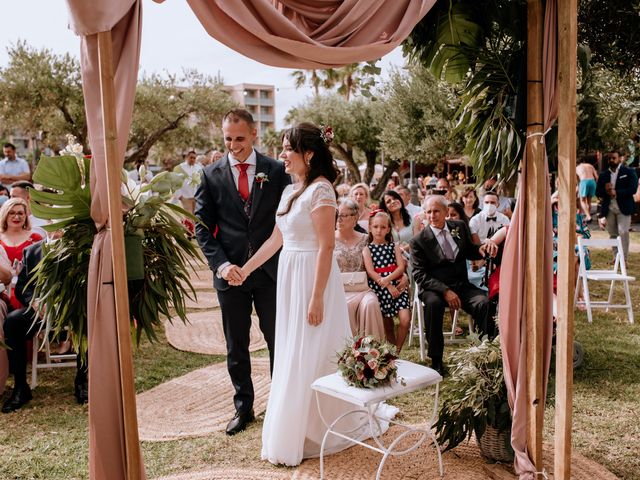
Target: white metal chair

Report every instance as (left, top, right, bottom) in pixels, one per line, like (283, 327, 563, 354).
(574, 236, 635, 324)
(408, 280, 461, 362)
(30, 318, 76, 389)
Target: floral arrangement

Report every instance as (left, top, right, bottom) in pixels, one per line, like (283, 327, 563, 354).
(28, 135, 200, 355)
(320, 125, 334, 144)
(337, 335, 399, 388)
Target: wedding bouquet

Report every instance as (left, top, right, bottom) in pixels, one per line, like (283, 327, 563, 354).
(337, 335, 399, 388)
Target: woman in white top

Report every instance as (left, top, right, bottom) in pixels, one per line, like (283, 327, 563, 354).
(349, 182, 372, 231)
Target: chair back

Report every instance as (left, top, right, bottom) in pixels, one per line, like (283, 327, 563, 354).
(577, 236, 627, 277)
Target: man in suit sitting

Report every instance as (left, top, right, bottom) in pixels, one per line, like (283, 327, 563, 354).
(596, 149, 638, 260)
(410, 196, 497, 375)
(2, 241, 89, 413)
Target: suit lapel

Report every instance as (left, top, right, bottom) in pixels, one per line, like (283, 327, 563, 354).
(423, 226, 445, 263)
(220, 156, 249, 218)
(249, 153, 272, 223)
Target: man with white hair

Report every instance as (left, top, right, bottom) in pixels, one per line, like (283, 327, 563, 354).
(410, 195, 497, 375)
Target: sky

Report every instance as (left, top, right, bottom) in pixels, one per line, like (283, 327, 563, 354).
(0, 0, 407, 129)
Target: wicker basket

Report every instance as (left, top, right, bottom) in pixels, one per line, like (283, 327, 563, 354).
(476, 424, 515, 463)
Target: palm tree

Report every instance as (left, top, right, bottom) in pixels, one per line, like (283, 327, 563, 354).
(290, 69, 322, 96)
(291, 62, 381, 101)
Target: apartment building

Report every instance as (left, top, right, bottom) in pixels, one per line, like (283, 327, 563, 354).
(223, 83, 276, 149)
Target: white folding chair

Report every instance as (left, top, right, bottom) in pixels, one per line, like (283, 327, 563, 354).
(408, 279, 460, 362)
(30, 318, 76, 389)
(574, 236, 635, 324)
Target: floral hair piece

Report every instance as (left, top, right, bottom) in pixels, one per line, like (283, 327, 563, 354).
(320, 125, 334, 144)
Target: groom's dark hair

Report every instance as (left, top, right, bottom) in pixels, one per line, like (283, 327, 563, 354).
(222, 108, 255, 127)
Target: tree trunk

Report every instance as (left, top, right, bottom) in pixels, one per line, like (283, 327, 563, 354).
(124, 114, 186, 165)
(363, 150, 377, 185)
(371, 160, 400, 200)
(331, 143, 361, 183)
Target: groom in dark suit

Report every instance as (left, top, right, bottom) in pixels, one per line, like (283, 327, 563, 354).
(195, 109, 290, 435)
(410, 195, 497, 375)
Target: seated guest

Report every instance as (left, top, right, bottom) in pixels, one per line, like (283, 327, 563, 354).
(2, 241, 88, 413)
(0, 247, 12, 395)
(363, 211, 412, 352)
(394, 185, 423, 220)
(448, 202, 487, 292)
(9, 181, 48, 237)
(433, 177, 456, 202)
(335, 183, 351, 198)
(379, 189, 413, 254)
(349, 183, 373, 231)
(469, 190, 510, 245)
(0, 185, 9, 206)
(410, 195, 497, 375)
(0, 198, 43, 310)
(335, 199, 386, 339)
(460, 187, 481, 220)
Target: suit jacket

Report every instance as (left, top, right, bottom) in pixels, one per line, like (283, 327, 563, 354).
(410, 220, 483, 295)
(596, 165, 638, 217)
(195, 151, 290, 291)
(15, 241, 43, 307)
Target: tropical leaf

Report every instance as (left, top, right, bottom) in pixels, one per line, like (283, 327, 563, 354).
(29, 149, 202, 356)
(30, 154, 91, 226)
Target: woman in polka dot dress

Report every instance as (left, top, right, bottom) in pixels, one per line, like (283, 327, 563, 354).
(362, 211, 411, 353)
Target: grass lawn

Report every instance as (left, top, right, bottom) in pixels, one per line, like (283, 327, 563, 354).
(0, 249, 638, 479)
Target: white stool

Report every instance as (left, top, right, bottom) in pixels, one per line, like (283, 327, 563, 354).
(311, 360, 444, 479)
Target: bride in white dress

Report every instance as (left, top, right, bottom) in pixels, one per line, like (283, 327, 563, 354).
(238, 123, 393, 466)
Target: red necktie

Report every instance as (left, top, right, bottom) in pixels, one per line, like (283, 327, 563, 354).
(236, 163, 250, 201)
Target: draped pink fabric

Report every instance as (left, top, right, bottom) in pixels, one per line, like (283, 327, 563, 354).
(70, 1, 146, 478)
(499, 1, 557, 478)
(64, 1, 434, 478)
(186, 0, 435, 68)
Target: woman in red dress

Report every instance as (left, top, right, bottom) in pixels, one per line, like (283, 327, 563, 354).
(0, 198, 43, 311)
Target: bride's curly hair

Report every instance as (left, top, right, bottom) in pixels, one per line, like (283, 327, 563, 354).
(277, 122, 339, 216)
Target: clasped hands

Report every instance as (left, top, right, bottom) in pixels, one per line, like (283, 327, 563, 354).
(222, 264, 248, 286)
(479, 239, 498, 258)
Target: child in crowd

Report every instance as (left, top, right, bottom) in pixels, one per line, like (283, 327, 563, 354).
(362, 211, 411, 352)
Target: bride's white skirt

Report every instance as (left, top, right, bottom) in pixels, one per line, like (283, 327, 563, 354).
(261, 249, 397, 466)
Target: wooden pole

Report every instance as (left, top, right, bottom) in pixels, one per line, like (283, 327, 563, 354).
(554, 1, 577, 478)
(97, 31, 143, 480)
(525, 0, 545, 471)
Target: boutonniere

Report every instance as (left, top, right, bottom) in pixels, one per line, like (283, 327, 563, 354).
(450, 227, 460, 240)
(255, 172, 269, 189)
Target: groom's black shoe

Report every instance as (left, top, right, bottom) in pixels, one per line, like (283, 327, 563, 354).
(226, 409, 255, 436)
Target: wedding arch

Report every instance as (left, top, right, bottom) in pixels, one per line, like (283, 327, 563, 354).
(62, 2, 578, 479)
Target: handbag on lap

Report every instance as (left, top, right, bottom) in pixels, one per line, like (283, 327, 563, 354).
(341, 271, 368, 292)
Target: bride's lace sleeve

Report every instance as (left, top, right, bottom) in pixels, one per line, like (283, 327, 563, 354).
(310, 181, 337, 212)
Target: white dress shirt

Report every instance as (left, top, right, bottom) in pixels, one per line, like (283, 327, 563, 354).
(228, 149, 257, 195)
(469, 211, 510, 242)
(216, 149, 257, 278)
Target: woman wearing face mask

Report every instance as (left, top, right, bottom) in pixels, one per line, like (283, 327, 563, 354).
(469, 190, 510, 246)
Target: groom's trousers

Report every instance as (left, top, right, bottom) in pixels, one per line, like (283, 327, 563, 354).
(217, 268, 276, 414)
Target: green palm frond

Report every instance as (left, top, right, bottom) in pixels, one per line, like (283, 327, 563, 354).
(30, 154, 91, 230)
